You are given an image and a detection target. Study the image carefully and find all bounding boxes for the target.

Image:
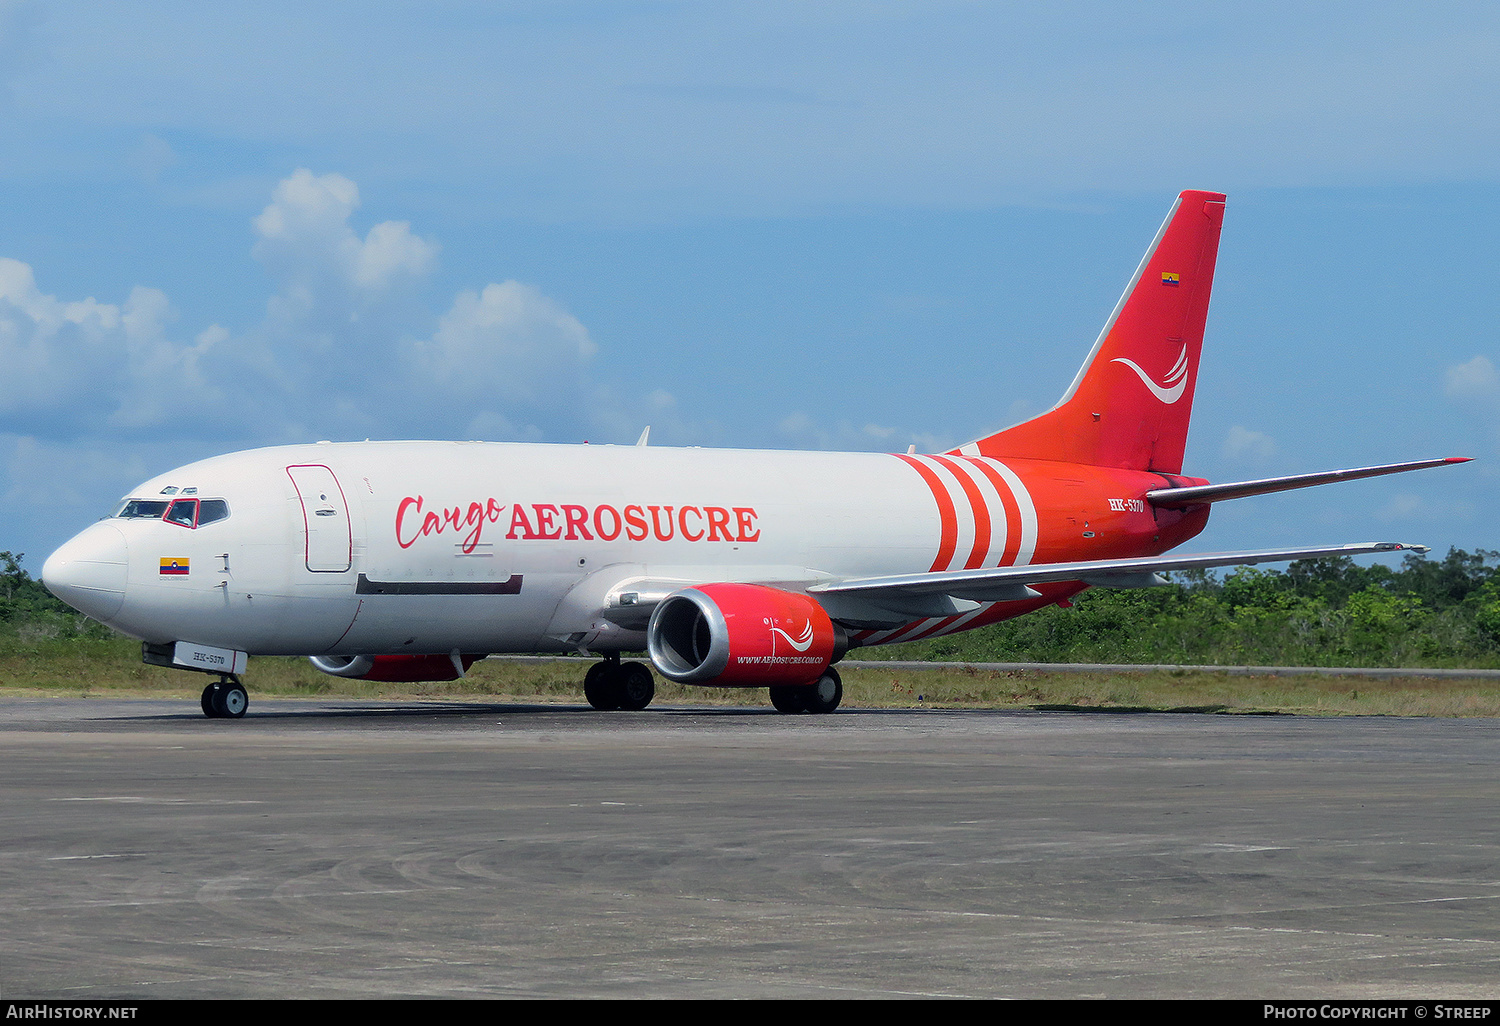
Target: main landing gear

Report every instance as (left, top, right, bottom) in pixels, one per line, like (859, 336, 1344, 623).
(584, 654, 656, 711)
(769, 666, 843, 715)
(201, 675, 248, 719)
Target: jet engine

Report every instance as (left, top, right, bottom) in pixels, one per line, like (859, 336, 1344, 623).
(307, 652, 480, 682)
(647, 583, 845, 686)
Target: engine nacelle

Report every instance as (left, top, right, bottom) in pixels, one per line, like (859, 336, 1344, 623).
(307, 652, 480, 682)
(647, 583, 844, 686)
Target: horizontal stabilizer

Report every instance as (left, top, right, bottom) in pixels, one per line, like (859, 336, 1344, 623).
(810, 541, 1429, 603)
(1148, 457, 1470, 508)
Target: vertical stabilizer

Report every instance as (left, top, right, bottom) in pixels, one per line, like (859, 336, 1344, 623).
(958, 190, 1226, 473)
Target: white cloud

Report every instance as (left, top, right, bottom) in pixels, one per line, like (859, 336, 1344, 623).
(353, 219, 438, 290)
(405, 281, 597, 419)
(251, 169, 438, 312)
(0, 259, 219, 435)
(0, 259, 112, 397)
(0, 168, 615, 448)
(1446, 355, 1500, 400)
(0, 166, 753, 482)
(109, 286, 201, 428)
(1222, 424, 1276, 463)
(221, 169, 615, 442)
(252, 169, 359, 248)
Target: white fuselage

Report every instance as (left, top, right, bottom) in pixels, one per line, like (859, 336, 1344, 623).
(47, 440, 974, 656)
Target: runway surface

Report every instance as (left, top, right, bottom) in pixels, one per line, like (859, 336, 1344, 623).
(1, 698, 1497, 999)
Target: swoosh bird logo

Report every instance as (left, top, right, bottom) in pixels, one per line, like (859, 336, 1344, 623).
(1111, 343, 1189, 404)
(770, 620, 816, 653)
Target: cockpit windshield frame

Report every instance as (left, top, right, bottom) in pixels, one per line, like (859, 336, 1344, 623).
(115, 497, 230, 529)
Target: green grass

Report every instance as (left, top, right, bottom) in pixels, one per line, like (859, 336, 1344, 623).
(3, 636, 1499, 716)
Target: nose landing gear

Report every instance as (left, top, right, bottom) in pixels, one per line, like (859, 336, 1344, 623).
(201, 675, 249, 719)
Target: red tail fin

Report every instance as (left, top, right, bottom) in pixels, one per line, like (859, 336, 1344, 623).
(958, 190, 1226, 473)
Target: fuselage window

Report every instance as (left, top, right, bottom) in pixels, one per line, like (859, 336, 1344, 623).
(165, 499, 198, 528)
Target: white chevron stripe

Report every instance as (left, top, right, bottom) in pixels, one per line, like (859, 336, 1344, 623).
(973, 456, 1037, 566)
(944, 455, 1007, 568)
(922, 455, 977, 572)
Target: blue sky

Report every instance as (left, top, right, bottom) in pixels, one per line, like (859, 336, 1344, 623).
(2, 1, 1496, 571)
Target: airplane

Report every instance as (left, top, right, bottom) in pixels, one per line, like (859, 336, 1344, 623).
(40, 189, 1468, 719)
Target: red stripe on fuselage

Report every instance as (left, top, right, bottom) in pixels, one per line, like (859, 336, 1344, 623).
(895, 453, 959, 572)
(958, 456, 1023, 566)
(929, 455, 991, 570)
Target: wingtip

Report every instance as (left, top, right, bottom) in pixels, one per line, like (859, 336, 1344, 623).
(1445, 456, 1474, 464)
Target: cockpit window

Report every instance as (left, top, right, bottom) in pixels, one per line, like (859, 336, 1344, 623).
(114, 497, 231, 528)
(116, 499, 170, 519)
(164, 499, 198, 528)
(198, 499, 230, 525)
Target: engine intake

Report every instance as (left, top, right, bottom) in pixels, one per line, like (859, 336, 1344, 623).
(647, 583, 843, 686)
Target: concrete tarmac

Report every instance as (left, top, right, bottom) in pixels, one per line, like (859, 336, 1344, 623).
(1, 698, 1497, 999)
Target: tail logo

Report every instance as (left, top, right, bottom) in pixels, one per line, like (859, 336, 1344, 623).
(1111, 343, 1189, 405)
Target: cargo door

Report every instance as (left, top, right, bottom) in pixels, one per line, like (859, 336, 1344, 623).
(286, 464, 352, 572)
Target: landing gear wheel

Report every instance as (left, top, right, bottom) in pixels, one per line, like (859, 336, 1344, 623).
(769, 685, 806, 714)
(803, 667, 842, 714)
(201, 682, 220, 718)
(584, 662, 622, 711)
(219, 681, 248, 718)
(616, 662, 655, 711)
(211, 677, 248, 719)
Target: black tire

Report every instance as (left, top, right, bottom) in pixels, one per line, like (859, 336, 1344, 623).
(213, 681, 249, 719)
(616, 662, 655, 711)
(768, 685, 806, 714)
(803, 667, 842, 714)
(584, 661, 622, 711)
(201, 683, 220, 718)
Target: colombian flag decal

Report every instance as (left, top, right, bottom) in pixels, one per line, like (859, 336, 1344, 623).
(159, 557, 190, 576)
(1161, 272, 1180, 286)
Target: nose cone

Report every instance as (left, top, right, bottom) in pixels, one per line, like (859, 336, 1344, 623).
(43, 523, 129, 622)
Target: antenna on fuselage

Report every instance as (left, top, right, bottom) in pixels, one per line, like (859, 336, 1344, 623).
(637, 426, 651, 446)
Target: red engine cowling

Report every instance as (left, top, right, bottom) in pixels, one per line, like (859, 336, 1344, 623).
(647, 583, 844, 686)
(307, 653, 480, 682)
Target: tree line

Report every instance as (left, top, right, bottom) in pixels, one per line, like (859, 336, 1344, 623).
(1, 551, 115, 641)
(6, 547, 1500, 667)
(883, 548, 1500, 668)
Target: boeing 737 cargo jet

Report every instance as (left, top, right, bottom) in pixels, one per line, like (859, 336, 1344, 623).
(42, 191, 1467, 718)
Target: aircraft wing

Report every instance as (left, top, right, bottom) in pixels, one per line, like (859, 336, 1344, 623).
(805, 542, 1428, 624)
